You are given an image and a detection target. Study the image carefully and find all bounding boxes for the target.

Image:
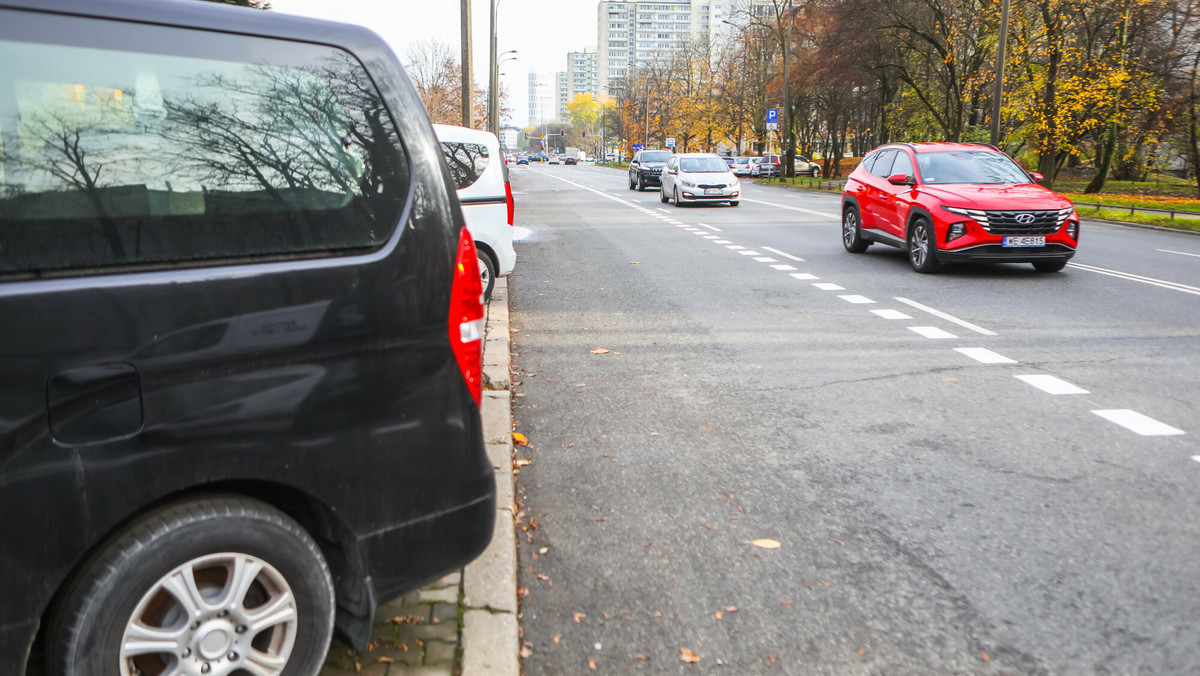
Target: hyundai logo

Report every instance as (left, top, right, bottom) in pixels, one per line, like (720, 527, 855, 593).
(1014, 213, 1036, 224)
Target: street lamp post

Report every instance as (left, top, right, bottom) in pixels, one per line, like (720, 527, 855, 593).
(989, 0, 1011, 147)
(782, 0, 795, 181)
(488, 0, 513, 135)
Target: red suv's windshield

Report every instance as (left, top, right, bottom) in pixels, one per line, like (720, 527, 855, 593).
(916, 150, 1032, 185)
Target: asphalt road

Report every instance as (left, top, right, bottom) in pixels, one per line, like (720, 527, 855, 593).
(507, 163, 1200, 675)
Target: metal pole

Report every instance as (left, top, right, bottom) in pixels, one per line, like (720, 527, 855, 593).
(989, 0, 1010, 146)
(488, 0, 499, 134)
(460, 0, 472, 127)
(782, 0, 793, 181)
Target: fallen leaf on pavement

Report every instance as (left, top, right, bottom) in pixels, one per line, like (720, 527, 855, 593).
(982, 651, 990, 662)
(630, 261, 640, 264)
(701, 523, 714, 530)
(520, 644, 533, 658)
(574, 612, 586, 623)
(589, 348, 611, 355)
(714, 611, 723, 620)
(513, 432, 528, 445)
(378, 657, 393, 663)
(515, 458, 531, 467)
(553, 634, 561, 644)
(540, 547, 549, 554)
(768, 654, 777, 664)
(857, 647, 866, 655)
(634, 653, 650, 662)
(724, 606, 738, 613)
(748, 539, 781, 549)
(780, 599, 793, 606)
(680, 647, 700, 663)
(588, 658, 597, 670)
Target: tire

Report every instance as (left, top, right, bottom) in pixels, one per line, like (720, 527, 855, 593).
(907, 218, 941, 273)
(673, 187, 683, 207)
(628, 175, 635, 190)
(478, 250, 496, 300)
(729, 200, 739, 207)
(660, 188, 669, 204)
(47, 496, 334, 676)
(842, 205, 869, 253)
(1033, 260, 1067, 273)
(637, 174, 645, 191)
(811, 167, 821, 178)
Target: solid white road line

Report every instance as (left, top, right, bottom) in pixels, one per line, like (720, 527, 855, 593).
(771, 264, 798, 271)
(1157, 249, 1200, 259)
(761, 246, 805, 262)
(894, 297, 997, 336)
(1068, 262, 1200, 297)
(1015, 374, 1089, 395)
(753, 257, 778, 263)
(871, 309, 911, 320)
(908, 326, 958, 339)
(740, 197, 839, 219)
(1093, 410, 1185, 436)
(790, 273, 819, 280)
(954, 347, 1017, 364)
(696, 222, 723, 232)
(839, 295, 875, 304)
(814, 282, 846, 291)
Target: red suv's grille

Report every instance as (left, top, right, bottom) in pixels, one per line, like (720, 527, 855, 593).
(967, 209, 1071, 235)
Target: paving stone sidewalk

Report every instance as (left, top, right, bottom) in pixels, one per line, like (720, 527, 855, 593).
(320, 278, 517, 676)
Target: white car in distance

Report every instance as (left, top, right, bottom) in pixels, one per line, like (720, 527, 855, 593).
(661, 153, 741, 207)
(434, 124, 516, 299)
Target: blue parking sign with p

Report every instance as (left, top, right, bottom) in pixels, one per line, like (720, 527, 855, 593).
(632, 144, 645, 151)
(766, 108, 778, 124)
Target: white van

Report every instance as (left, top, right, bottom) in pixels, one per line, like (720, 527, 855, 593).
(434, 124, 517, 298)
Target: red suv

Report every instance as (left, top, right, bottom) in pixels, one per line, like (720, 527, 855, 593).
(841, 143, 1079, 273)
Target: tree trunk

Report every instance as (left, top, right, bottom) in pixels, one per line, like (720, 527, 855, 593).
(1035, 1, 1061, 187)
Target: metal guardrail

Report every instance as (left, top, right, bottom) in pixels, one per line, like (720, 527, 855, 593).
(1070, 201, 1200, 220)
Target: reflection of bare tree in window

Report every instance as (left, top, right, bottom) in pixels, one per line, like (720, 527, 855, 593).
(5, 94, 133, 262)
(440, 142, 489, 190)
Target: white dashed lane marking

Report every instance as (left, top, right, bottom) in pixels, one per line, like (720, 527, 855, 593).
(908, 326, 957, 339)
(838, 295, 875, 304)
(696, 222, 722, 232)
(790, 273, 819, 280)
(753, 257, 777, 263)
(713, 239, 732, 244)
(955, 347, 1017, 364)
(1016, 374, 1089, 395)
(738, 250, 761, 256)
(1093, 410, 1185, 436)
(761, 246, 805, 262)
(871, 309, 911, 320)
(727, 245, 745, 250)
(771, 264, 798, 271)
(813, 282, 845, 291)
(894, 297, 996, 336)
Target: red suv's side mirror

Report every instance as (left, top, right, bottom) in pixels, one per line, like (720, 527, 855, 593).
(1029, 171, 1045, 183)
(887, 173, 914, 186)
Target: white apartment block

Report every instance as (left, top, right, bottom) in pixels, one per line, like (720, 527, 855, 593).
(596, 0, 732, 95)
(567, 48, 600, 102)
(527, 71, 559, 127)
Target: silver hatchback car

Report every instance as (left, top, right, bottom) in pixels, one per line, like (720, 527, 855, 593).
(661, 153, 742, 207)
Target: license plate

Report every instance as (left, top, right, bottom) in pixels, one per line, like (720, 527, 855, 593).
(1003, 236, 1045, 247)
(704, 188, 723, 195)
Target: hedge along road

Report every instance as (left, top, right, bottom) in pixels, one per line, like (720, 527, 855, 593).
(505, 162, 1199, 675)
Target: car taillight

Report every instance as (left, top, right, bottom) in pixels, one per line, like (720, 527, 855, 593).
(505, 180, 514, 226)
(449, 229, 485, 406)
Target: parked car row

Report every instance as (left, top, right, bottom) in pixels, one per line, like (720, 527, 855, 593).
(0, 1, 504, 673)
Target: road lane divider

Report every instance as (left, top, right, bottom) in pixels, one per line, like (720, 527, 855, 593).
(894, 297, 997, 336)
(1092, 410, 1185, 436)
(813, 282, 845, 291)
(954, 347, 1016, 364)
(871, 309, 911, 319)
(739, 197, 839, 219)
(1157, 249, 1200, 259)
(696, 223, 723, 232)
(908, 326, 957, 339)
(761, 246, 805, 262)
(1068, 262, 1200, 297)
(838, 295, 875, 304)
(1015, 374, 1089, 395)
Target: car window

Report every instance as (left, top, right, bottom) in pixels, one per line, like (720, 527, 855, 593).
(641, 150, 671, 162)
(916, 151, 1032, 184)
(680, 157, 729, 173)
(0, 34, 408, 275)
(440, 142, 490, 190)
(868, 150, 897, 177)
(890, 151, 914, 179)
(860, 152, 878, 174)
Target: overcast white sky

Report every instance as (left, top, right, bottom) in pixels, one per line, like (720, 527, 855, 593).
(270, 0, 600, 127)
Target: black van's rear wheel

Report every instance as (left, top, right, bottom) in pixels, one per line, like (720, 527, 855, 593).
(47, 496, 334, 676)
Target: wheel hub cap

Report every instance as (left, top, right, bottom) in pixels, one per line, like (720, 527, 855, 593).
(197, 622, 234, 660)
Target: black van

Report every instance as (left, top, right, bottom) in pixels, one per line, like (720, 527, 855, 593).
(0, 1, 494, 673)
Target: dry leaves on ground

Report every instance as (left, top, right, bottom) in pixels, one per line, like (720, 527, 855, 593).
(573, 612, 587, 623)
(680, 647, 700, 664)
(513, 432, 528, 445)
(748, 538, 781, 549)
(520, 644, 533, 658)
(590, 348, 611, 354)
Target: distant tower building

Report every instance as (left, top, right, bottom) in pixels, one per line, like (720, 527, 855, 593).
(527, 71, 558, 127)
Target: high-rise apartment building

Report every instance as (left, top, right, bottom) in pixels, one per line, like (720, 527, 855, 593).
(527, 71, 559, 127)
(596, 0, 732, 95)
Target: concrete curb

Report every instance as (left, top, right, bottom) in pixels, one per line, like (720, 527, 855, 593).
(461, 276, 519, 676)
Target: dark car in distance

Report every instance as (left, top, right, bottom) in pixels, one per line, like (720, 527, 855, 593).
(628, 149, 672, 191)
(841, 142, 1079, 273)
(0, 1, 495, 673)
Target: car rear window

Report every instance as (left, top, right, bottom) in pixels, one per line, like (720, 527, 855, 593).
(640, 151, 671, 162)
(0, 27, 409, 276)
(440, 141, 490, 190)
